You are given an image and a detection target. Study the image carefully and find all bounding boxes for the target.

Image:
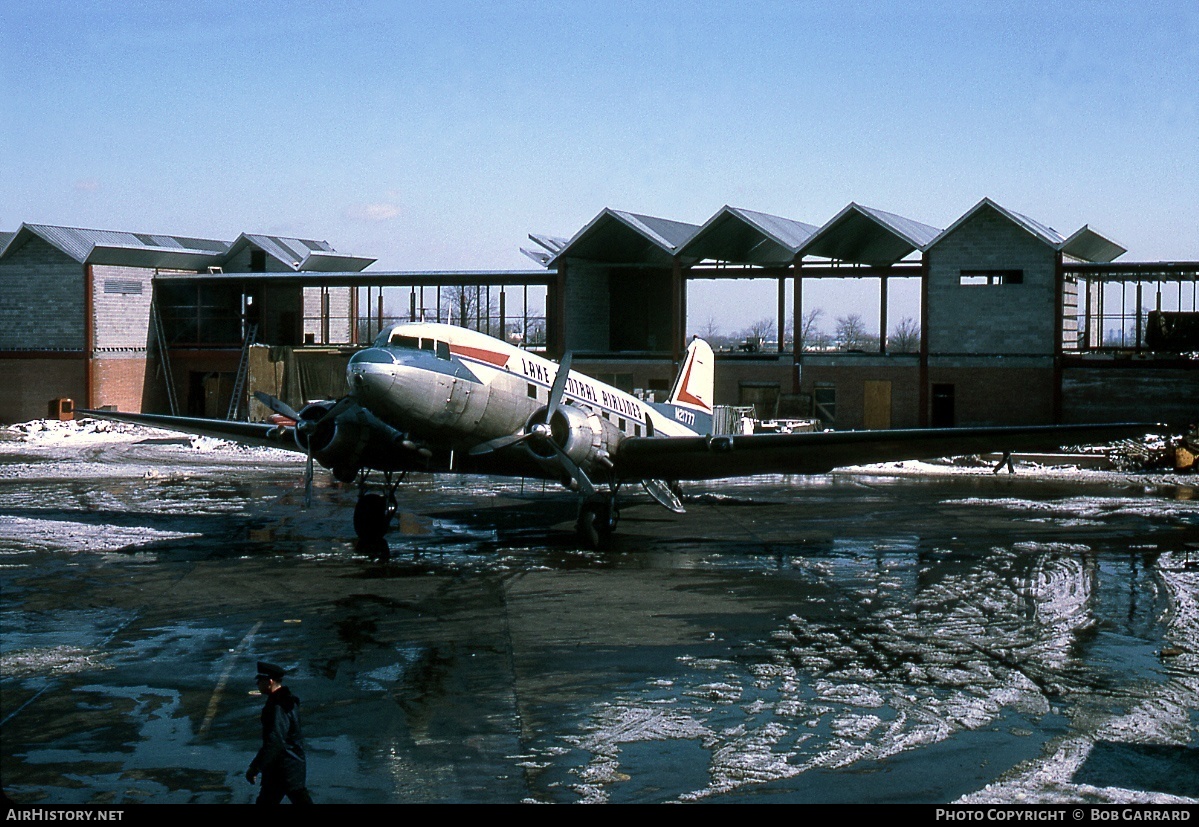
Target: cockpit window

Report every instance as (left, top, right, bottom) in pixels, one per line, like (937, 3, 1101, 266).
(378, 330, 452, 360)
(389, 334, 421, 349)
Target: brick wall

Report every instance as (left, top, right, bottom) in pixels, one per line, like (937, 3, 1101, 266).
(1062, 365, 1199, 426)
(799, 358, 921, 429)
(92, 355, 149, 413)
(0, 357, 85, 423)
(927, 360, 1056, 425)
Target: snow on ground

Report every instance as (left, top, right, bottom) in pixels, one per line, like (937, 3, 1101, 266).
(0, 419, 302, 480)
(0, 516, 202, 555)
(957, 551, 1199, 805)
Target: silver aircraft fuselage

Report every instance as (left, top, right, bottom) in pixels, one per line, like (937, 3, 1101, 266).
(346, 322, 703, 480)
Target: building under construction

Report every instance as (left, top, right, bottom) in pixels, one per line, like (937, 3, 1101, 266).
(1, 197, 1195, 428)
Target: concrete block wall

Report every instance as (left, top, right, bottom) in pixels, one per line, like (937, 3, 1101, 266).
(563, 264, 611, 351)
(713, 359, 795, 409)
(302, 286, 353, 343)
(926, 207, 1058, 357)
(92, 265, 154, 350)
(0, 236, 83, 351)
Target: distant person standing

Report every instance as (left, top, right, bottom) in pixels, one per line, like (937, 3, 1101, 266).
(245, 661, 313, 804)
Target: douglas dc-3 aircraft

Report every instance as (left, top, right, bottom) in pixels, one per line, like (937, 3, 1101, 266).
(83, 321, 1162, 548)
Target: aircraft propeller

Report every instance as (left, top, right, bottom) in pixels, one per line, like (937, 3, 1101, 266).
(468, 353, 595, 495)
(254, 391, 350, 507)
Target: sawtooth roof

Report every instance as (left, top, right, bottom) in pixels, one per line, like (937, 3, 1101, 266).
(677, 206, 818, 265)
(0, 223, 375, 271)
(926, 198, 1125, 263)
(539, 198, 1127, 268)
(549, 209, 701, 266)
(798, 203, 942, 267)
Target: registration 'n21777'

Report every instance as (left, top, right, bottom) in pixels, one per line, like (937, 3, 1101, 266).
(674, 408, 695, 427)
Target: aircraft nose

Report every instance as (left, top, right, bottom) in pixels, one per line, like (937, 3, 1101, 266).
(347, 347, 397, 400)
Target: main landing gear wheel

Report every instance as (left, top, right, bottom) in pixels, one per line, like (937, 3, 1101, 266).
(576, 498, 618, 549)
(354, 492, 390, 541)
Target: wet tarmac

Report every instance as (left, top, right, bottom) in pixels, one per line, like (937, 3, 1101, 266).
(1, 422, 1198, 804)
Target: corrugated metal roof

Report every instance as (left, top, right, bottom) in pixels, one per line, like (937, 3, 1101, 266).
(1061, 225, 1126, 263)
(16, 223, 231, 263)
(528, 234, 568, 256)
(549, 208, 701, 266)
(798, 203, 942, 266)
(855, 205, 942, 249)
(222, 233, 374, 271)
(295, 250, 377, 272)
(731, 208, 819, 251)
(924, 198, 1077, 254)
(613, 210, 700, 251)
(1005, 207, 1065, 246)
(677, 206, 818, 264)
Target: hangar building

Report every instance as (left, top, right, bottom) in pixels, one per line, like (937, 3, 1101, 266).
(1, 199, 1195, 428)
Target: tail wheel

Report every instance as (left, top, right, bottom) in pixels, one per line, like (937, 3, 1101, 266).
(354, 492, 391, 540)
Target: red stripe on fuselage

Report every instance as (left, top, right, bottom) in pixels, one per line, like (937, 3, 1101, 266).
(449, 344, 511, 368)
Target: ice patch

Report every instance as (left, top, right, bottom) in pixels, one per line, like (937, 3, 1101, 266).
(0, 645, 111, 677)
(0, 516, 202, 553)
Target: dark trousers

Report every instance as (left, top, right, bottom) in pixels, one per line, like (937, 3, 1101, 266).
(257, 772, 313, 804)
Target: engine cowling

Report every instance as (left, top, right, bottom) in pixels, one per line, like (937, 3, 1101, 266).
(294, 401, 414, 480)
(523, 403, 610, 481)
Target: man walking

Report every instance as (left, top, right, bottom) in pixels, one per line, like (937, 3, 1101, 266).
(246, 661, 313, 804)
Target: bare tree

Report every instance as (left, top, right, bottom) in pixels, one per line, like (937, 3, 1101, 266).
(697, 314, 723, 344)
(793, 306, 826, 351)
(444, 285, 501, 336)
(890, 316, 921, 353)
(835, 313, 873, 350)
(736, 317, 777, 352)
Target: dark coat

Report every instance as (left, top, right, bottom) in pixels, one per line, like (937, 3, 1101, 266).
(250, 686, 307, 789)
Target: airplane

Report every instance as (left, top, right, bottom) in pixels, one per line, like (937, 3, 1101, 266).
(81, 321, 1166, 550)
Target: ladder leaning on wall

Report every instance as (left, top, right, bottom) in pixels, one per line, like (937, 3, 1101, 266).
(150, 300, 180, 417)
(226, 322, 259, 421)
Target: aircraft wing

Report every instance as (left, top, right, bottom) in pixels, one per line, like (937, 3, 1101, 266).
(612, 422, 1166, 481)
(77, 409, 302, 453)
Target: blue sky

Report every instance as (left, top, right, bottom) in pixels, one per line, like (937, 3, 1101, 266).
(2, 1, 1196, 334)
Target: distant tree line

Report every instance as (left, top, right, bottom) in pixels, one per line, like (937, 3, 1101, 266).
(699, 309, 920, 353)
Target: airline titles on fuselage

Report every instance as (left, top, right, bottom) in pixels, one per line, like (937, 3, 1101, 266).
(517, 356, 644, 421)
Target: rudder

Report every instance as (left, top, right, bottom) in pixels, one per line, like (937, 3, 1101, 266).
(668, 337, 714, 414)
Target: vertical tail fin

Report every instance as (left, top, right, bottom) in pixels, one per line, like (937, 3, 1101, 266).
(667, 337, 714, 413)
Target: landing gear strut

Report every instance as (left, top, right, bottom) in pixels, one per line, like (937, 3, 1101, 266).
(354, 470, 403, 557)
(576, 484, 620, 549)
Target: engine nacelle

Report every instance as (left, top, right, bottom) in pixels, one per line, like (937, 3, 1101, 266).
(296, 402, 413, 479)
(523, 404, 609, 480)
